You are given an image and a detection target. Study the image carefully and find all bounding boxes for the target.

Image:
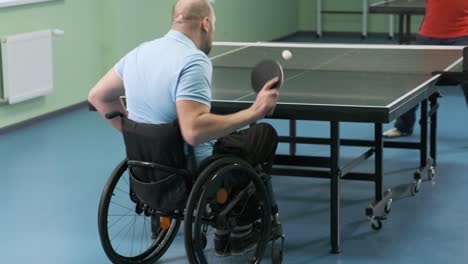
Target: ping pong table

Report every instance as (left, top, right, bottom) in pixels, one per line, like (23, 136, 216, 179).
(369, 0, 426, 44)
(209, 42, 466, 253)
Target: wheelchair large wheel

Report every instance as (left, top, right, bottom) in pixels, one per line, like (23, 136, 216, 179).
(98, 159, 181, 263)
(184, 157, 271, 264)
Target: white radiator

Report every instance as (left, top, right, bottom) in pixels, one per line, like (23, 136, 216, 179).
(1, 29, 63, 104)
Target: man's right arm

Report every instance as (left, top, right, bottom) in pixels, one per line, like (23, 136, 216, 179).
(176, 77, 279, 146)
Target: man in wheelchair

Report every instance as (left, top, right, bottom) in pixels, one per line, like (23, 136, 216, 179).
(89, 0, 283, 263)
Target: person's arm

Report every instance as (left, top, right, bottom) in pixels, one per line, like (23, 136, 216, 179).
(88, 67, 126, 131)
(177, 77, 279, 146)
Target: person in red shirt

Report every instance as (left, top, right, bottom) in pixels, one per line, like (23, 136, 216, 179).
(384, 0, 468, 138)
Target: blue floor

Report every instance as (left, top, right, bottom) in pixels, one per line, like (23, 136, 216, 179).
(1, 86, 467, 263)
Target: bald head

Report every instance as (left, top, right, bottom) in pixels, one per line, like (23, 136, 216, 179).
(172, 0, 216, 55)
(172, 0, 213, 28)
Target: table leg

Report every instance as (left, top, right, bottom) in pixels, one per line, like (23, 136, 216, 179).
(420, 99, 428, 170)
(389, 15, 394, 39)
(330, 121, 341, 254)
(362, 0, 368, 38)
(398, 14, 404, 44)
(289, 120, 296, 156)
(412, 99, 428, 193)
(374, 123, 383, 201)
(365, 123, 391, 230)
(430, 94, 438, 167)
(316, 0, 322, 37)
(406, 14, 411, 40)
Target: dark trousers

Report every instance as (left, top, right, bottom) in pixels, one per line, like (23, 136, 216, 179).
(213, 123, 279, 225)
(214, 123, 278, 172)
(395, 35, 468, 134)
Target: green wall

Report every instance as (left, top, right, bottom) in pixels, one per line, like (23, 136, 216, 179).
(0, 0, 103, 129)
(101, 0, 300, 69)
(100, 0, 174, 70)
(299, 0, 423, 33)
(0, 0, 299, 129)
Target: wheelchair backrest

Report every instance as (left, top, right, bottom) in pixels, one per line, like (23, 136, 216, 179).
(121, 117, 186, 177)
(121, 117, 190, 211)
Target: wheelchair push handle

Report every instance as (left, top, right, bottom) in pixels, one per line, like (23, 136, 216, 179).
(88, 96, 127, 119)
(87, 101, 124, 119)
(105, 111, 125, 119)
(87, 101, 97, 111)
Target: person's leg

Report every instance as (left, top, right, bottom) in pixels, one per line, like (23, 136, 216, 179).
(384, 105, 418, 137)
(462, 83, 468, 107)
(394, 106, 418, 134)
(384, 35, 442, 138)
(213, 123, 279, 255)
(446, 36, 468, 107)
(400, 34, 440, 132)
(232, 123, 283, 240)
(228, 123, 279, 212)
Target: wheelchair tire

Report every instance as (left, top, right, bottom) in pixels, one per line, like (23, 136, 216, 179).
(98, 159, 181, 264)
(184, 157, 271, 264)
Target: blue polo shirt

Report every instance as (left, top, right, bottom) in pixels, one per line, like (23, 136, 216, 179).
(115, 30, 214, 164)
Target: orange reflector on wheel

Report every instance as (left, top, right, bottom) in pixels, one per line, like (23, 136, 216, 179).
(216, 188, 228, 204)
(160, 217, 171, 230)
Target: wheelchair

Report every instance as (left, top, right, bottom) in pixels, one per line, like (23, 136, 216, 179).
(97, 111, 284, 264)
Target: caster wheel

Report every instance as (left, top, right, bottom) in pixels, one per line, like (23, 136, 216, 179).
(428, 166, 436, 181)
(130, 192, 139, 204)
(371, 218, 383, 230)
(272, 246, 283, 264)
(384, 199, 393, 214)
(135, 204, 144, 215)
(414, 170, 421, 181)
(144, 207, 152, 217)
(411, 180, 421, 195)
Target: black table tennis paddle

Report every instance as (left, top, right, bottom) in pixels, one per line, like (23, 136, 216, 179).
(251, 59, 284, 93)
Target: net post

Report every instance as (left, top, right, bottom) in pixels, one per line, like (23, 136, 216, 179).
(463, 46, 468, 72)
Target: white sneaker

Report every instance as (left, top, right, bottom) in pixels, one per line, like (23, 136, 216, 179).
(383, 128, 410, 138)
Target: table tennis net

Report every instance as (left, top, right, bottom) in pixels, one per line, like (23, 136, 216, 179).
(210, 43, 463, 75)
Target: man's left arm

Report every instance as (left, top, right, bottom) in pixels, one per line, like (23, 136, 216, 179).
(88, 67, 126, 131)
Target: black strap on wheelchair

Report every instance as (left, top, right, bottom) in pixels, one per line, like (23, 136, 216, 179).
(127, 160, 190, 177)
(187, 145, 197, 174)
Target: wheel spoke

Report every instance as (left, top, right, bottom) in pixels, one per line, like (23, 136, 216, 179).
(108, 208, 133, 229)
(114, 216, 137, 252)
(110, 200, 134, 211)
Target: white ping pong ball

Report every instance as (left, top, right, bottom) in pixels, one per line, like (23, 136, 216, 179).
(282, 49, 293, 60)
